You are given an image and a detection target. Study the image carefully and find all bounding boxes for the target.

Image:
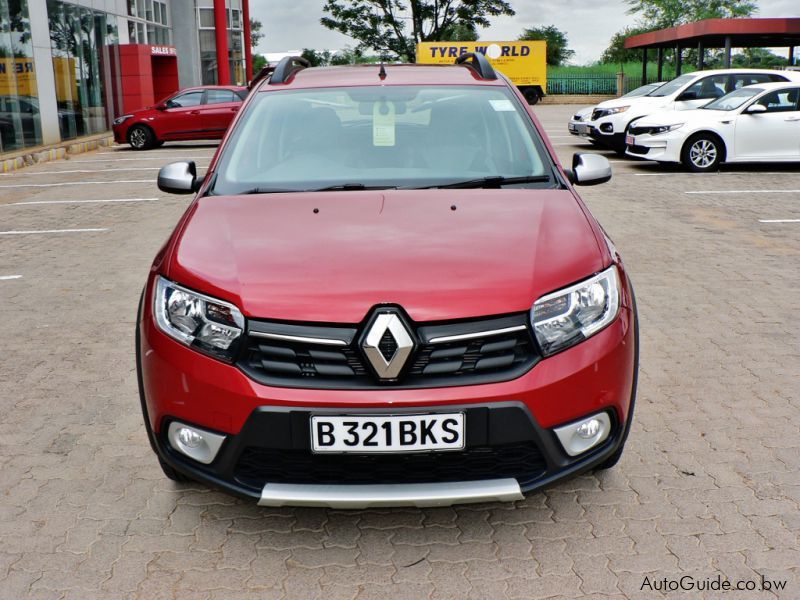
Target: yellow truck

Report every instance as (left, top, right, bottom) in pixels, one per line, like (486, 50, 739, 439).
(416, 41, 547, 104)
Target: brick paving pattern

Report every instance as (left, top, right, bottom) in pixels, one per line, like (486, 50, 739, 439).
(0, 106, 797, 598)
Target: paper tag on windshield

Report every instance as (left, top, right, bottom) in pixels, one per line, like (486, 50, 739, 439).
(373, 101, 396, 146)
(489, 99, 515, 112)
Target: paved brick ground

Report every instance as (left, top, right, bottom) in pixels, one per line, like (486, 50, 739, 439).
(0, 105, 798, 599)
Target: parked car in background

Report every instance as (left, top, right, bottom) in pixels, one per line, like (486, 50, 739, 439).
(581, 69, 797, 153)
(626, 82, 800, 171)
(138, 55, 638, 508)
(113, 86, 247, 150)
(568, 82, 665, 141)
(0, 95, 85, 150)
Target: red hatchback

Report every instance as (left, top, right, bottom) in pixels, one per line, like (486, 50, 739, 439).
(113, 85, 247, 150)
(137, 55, 638, 508)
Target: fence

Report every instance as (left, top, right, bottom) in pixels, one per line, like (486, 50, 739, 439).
(546, 74, 647, 96)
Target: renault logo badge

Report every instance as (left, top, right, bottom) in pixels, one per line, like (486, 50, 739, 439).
(361, 311, 414, 380)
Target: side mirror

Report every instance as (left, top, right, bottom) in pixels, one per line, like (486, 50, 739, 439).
(155, 102, 168, 111)
(157, 161, 202, 194)
(565, 154, 612, 186)
(745, 104, 767, 114)
(677, 91, 698, 102)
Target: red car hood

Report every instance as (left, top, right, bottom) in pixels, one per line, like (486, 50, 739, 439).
(167, 189, 604, 323)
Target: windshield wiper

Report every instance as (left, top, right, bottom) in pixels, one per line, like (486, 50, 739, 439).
(237, 187, 300, 194)
(417, 175, 553, 189)
(310, 183, 398, 192)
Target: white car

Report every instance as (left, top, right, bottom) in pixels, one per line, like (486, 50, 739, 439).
(625, 82, 800, 171)
(568, 82, 665, 142)
(584, 69, 798, 153)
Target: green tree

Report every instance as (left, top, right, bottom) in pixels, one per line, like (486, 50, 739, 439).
(250, 18, 264, 49)
(321, 0, 514, 62)
(252, 54, 267, 73)
(518, 26, 574, 66)
(600, 26, 653, 64)
(625, 0, 757, 30)
(301, 48, 333, 66)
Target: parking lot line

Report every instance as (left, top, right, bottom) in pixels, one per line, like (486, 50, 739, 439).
(758, 219, 800, 223)
(0, 275, 22, 280)
(686, 189, 800, 195)
(67, 157, 212, 163)
(0, 167, 161, 176)
(4, 197, 160, 206)
(0, 228, 108, 235)
(0, 180, 153, 189)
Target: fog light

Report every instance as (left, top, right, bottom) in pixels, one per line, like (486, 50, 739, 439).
(178, 427, 203, 448)
(600, 123, 613, 133)
(167, 421, 227, 465)
(553, 412, 611, 457)
(576, 419, 600, 439)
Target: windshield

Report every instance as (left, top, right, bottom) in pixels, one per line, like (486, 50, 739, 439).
(622, 82, 662, 98)
(211, 86, 553, 194)
(647, 74, 696, 97)
(703, 87, 763, 111)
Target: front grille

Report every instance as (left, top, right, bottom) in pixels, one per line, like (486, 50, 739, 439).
(233, 442, 547, 489)
(627, 145, 651, 155)
(237, 313, 539, 389)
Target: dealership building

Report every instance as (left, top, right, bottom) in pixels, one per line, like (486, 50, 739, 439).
(0, 0, 253, 155)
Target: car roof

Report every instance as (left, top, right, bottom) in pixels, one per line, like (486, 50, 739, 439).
(744, 81, 800, 91)
(259, 64, 505, 91)
(680, 67, 793, 77)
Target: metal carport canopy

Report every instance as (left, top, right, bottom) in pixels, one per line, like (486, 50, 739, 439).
(624, 18, 800, 79)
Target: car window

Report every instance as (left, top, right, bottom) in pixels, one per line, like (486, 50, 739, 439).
(167, 91, 203, 108)
(206, 89, 239, 104)
(212, 86, 551, 194)
(704, 87, 763, 111)
(754, 89, 800, 113)
(683, 75, 729, 100)
(732, 74, 773, 89)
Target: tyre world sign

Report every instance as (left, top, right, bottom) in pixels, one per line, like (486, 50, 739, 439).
(416, 41, 547, 88)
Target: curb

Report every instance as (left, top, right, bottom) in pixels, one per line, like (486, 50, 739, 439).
(1, 134, 115, 173)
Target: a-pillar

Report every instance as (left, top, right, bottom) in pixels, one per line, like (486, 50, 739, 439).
(213, 0, 231, 85)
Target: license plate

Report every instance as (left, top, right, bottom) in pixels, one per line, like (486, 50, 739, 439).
(310, 413, 465, 453)
(625, 134, 635, 146)
(575, 123, 590, 134)
(568, 123, 577, 132)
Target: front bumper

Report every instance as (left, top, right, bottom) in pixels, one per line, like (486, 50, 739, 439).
(136, 275, 638, 507)
(625, 131, 684, 163)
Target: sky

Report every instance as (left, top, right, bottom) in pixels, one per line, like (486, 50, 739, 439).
(251, 0, 800, 65)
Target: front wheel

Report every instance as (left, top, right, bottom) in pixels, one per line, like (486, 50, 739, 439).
(128, 124, 156, 150)
(681, 134, 723, 172)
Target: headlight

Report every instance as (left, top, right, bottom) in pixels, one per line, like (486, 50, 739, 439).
(603, 106, 629, 117)
(531, 266, 620, 356)
(113, 114, 133, 126)
(650, 123, 683, 135)
(153, 276, 245, 362)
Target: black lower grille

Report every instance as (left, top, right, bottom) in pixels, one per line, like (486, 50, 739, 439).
(233, 443, 547, 489)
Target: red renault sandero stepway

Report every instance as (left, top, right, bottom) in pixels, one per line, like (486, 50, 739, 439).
(136, 54, 638, 508)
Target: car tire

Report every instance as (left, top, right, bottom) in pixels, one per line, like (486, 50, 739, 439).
(128, 124, 157, 150)
(521, 87, 540, 105)
(681, 133, 724, 172)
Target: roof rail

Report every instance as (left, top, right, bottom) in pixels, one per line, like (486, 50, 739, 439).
(247, 65, 275, 91)
(269, 56, 310, 85)
(455, 52, 497, 80)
